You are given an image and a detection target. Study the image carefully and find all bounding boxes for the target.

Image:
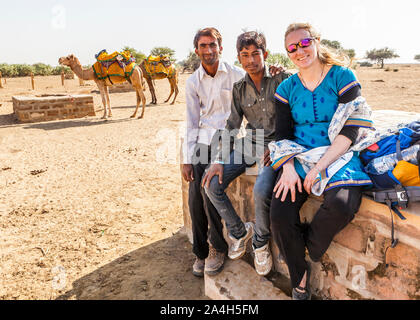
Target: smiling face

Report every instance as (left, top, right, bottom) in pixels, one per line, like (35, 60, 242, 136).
(285, 28, 319, 70)
(238, 44, 267, 75)
(195, 35, 222, 67)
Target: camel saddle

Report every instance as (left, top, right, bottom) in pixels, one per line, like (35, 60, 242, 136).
(92, 49, 137, 84)
(144, 55, 176, 78)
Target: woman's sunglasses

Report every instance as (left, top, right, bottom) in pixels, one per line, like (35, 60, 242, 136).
(286, 37, 314, 53)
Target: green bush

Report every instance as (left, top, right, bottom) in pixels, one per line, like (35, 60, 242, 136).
(359, 61, 373, 67)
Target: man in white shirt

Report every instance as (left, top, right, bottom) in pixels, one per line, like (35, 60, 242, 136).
(182, 27, 245, 277)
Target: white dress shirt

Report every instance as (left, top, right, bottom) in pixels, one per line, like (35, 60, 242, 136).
(183, 61, 245, 164)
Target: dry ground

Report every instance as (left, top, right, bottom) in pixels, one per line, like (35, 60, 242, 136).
(0, 64, 419, 300)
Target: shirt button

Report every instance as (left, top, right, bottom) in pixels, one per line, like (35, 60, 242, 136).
(248, 104, 251, 107)
(262, 98, 265, 101)
(263, 109, 266, 112)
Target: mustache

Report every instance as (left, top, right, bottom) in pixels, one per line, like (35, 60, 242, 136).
(245, 64, 259, 69)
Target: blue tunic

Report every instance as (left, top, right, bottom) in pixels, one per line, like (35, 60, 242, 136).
(274, 65, 372, 191)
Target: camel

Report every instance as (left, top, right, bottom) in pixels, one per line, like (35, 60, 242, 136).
(58, 54, 146, 119)
(139, 56, 179, 105)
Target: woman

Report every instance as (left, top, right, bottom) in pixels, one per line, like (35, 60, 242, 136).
(270, 23, 373, 300)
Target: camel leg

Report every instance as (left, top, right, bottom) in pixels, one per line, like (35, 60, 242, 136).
(98, 84, 108, 119)
(137, 86, 146, 119)
(170, 78, 179, 105)
(131, 89, 139, 118)
(164, 78, 174, 103)
(146, 77, 157, 104)
(104, 86, 112, 117)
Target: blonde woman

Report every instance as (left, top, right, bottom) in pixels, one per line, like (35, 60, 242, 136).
(270, 23, 372, 300)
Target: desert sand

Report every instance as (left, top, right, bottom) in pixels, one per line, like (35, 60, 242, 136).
(0, 64, 419, 300)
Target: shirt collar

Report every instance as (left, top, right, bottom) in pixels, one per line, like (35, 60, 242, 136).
(198, 60, 227, 81)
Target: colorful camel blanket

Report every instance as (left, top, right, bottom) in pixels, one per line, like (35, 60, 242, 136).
(269, 96, 375, 195)
(143, 55, 176, 78)
(92, 49, 137, 84)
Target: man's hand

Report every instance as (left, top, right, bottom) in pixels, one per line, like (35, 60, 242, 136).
(201, 163, 224, 189)
(181, 164, 194, 182)
(268, 64, 285, 76)
(262, 148, 272, 167)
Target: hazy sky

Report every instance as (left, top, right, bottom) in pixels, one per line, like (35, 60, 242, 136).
(1, 0, 419, 66)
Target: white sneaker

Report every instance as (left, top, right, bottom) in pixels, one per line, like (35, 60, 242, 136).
(253, 243, 273, 276)
(228, 222, 254, 260)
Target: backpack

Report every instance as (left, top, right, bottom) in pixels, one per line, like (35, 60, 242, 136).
(361, 121, 420, 267)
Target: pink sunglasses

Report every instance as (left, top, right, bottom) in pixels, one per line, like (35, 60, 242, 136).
(286, 37, 315, 53)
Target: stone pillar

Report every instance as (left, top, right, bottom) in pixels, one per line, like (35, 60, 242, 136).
(61, 71, 65, 86)
(0, 71, 3, 88)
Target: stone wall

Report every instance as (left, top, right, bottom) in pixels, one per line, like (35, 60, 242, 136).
(12, 94, 95, 123)
(181, 174, 420, 300)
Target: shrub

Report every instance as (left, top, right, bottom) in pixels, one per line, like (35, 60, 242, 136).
(359, 61, 373, 67)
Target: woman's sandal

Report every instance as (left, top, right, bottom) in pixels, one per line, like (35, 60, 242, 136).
(292, 263, 312, 300)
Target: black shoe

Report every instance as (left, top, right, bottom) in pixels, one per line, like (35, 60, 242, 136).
(292, 263, 312, 300)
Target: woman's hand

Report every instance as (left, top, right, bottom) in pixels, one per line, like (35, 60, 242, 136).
(273, 162, 302, 202)
(303, 166, 320, 194)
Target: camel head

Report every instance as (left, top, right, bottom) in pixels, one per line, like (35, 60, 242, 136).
(58, 54, 77, 67)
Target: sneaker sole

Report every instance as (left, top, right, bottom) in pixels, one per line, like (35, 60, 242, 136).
(204, 263, 224, 276)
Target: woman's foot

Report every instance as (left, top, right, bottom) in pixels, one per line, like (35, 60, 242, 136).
(292, 265, 312, 300)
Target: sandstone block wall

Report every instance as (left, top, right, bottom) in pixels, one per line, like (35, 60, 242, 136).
(12, 94, 95, 123)
(181, 174, 420, 300)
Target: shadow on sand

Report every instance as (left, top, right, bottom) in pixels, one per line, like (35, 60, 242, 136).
(56, 231, 208, 300)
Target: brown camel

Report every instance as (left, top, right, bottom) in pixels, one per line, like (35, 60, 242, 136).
(58, 54, 147, 119)
(139, 56, 179, 105)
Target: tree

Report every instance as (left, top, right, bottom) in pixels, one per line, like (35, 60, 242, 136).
(121, 46, 146, 63)
(321, 39, 342, 50)
(266, 51, 294, 69)
(150, 47, 176, 62)
(179, 51, 201, 72)
(321, 39, 355, 59)
(366, 47, 399, 69)
(415, 54, 420, 62)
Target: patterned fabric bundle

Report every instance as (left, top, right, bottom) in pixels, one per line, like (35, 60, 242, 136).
(92, 49, 137, 84)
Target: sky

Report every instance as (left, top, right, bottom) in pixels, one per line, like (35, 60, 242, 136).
(1, 0, 419, 66)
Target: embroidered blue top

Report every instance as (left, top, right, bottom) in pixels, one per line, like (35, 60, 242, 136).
(274, 65, 372, 191)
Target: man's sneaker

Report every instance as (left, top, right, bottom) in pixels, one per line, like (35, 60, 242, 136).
(204, 246, 225, 276)
(253, 243, 273, 276)
(192, 258, 205, 277)
(228, 222, 254, 260)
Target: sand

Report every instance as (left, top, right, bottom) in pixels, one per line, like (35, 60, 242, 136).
(0, 65, 419, 300)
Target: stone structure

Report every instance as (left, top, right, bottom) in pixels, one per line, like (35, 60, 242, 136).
(12, 94, 95, 123)
(181, 110, 420, 300)
(182, 173, 420, 300)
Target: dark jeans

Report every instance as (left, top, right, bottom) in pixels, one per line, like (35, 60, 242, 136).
(270, 173, 362, 288)
(189, 144, 228, 260)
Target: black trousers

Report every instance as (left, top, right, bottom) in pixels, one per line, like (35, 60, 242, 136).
(189, 144, 228, 260)
(270, 174, 362, 288)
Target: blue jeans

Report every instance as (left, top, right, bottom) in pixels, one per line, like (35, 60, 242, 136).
(204, 150, 277, 248)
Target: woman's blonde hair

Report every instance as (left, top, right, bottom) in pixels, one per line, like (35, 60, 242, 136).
(285, 23, 351, 67)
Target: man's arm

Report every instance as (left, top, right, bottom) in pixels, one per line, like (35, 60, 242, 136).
(182, 79, 200, 182)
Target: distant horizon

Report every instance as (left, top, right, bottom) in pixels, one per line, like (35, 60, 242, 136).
(1, 0, 419, 67)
